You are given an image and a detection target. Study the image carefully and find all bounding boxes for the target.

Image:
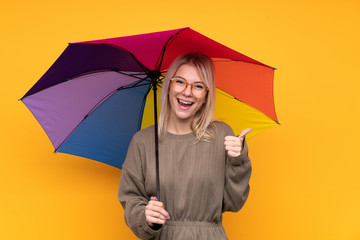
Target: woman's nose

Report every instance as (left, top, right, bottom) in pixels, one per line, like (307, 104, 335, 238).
(182, 84, 193, 96)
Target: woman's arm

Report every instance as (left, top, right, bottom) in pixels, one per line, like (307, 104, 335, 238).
(118, 135, 163, 239)
(222, 125, 252, 212)
(223, 130, 252, 212)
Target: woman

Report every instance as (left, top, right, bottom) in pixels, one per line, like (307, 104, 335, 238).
(118, 53, 252, 239)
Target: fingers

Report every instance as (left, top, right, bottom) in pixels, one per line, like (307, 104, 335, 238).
(224, 128, 252, 157)
(145, 197, 170, 226)
(224, 136, 241, 150)
(224, 136, 241, 157)
(146, 204, 169, 220)
(224, 136, 240, 144)
(146, 215, 165, 226)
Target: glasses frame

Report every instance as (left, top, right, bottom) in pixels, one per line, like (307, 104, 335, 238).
(170, 77, 209, 97)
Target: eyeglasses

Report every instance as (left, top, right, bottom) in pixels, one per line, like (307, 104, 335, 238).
(170, 77, 209, 97)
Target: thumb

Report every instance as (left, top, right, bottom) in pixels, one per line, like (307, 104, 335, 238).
(239, 128, 252, 138)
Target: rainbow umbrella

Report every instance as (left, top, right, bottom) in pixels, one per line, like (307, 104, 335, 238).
(21, 28, 278, 197)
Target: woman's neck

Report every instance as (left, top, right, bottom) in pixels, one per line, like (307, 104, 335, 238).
(166, 115, 193, 135)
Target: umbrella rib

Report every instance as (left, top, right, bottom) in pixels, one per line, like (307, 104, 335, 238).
(117, 82, 151, 90)
(65, 69, 146, 81)
(113, 70, 145, 80)
(127, 51, 149, 73)
(24, 70, 146, 101)
(20, 70, 148, 102)
(87, 82, 151, 117)
(90, 42, 150, 74)
(155, 28, 188, 71)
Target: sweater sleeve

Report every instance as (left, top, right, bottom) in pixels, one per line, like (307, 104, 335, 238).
(222, 138, 252, 212)
(118, 135, 162, 239)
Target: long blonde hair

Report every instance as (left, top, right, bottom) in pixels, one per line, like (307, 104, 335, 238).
(158, 53, 216, 141)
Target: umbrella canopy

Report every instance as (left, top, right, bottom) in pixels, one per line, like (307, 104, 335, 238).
(21, 27, 278, 170)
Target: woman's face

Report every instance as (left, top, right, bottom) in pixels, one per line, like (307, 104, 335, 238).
(168, 64, 207, 124)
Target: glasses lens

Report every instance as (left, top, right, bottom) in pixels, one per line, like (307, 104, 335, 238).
(193, 83, 206, 91)
(191, 83, 207, 96)
(172, 78, 185, 91)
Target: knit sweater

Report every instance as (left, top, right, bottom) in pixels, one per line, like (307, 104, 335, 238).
(118, 121, 252, 239)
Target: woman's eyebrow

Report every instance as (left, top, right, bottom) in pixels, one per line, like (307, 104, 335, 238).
(173, 76, 185, 80)
(173, 76, 204, 84)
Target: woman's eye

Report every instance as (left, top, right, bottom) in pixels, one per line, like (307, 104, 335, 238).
(176, 80, 185, 85)
(194, 84, 204, 90)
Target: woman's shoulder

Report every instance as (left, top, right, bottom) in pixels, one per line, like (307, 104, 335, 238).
(131, 125, 155, 143)
(212, 120, 235, 138)
(212, 120, 233, 131)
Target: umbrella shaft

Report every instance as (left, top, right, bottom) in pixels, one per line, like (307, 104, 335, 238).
(153, 83, 160, 201)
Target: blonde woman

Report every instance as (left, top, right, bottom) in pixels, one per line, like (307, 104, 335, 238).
(118, 53, 252, 239)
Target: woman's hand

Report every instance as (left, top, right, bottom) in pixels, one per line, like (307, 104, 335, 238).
(145, 196, 170, 228)
(224, 128, 252, 157)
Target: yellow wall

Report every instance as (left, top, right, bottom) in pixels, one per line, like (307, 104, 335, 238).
(1, 0, 359, 239)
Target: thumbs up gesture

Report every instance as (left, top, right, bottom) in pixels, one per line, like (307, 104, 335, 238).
(224, 128, 252, 157)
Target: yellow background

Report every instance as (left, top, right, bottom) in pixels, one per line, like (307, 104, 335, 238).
(1, 0, 360, 239)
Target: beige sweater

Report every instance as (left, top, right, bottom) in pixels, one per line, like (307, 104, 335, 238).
(118, 121, 251, 239)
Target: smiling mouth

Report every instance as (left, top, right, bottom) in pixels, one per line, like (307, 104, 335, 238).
(178, 99, 194, 107)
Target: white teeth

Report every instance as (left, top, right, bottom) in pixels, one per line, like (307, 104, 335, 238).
(178, 99, 193, 105)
